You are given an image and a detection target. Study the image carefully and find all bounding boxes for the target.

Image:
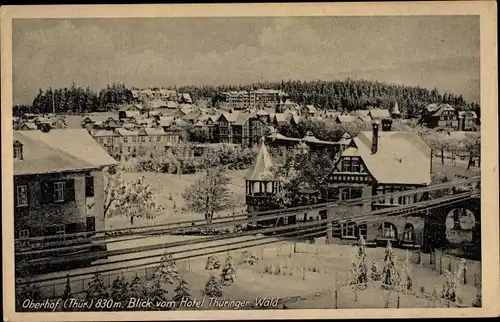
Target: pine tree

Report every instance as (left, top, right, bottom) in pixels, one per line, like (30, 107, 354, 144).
(145, 279, 168, 309)
(86, 273, 109, 302)
(351, 236, 368, 284)
(173, 278, 192, 303)
(400, 250, 413, 291)
(383, 241, 397, 287)
(154, 252, 179, 285)
(220, 254, 237, 286)
(61, 274, 73, 311)
(202, 275, 223, 298)
(349, 236, 368, 302)
(370, 261, 381, 281)
(129, 275, 146, 299)
(62, 274, 71, 301)
(110, 273, 130, 306)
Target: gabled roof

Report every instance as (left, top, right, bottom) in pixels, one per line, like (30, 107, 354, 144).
(220, 111, 240, 123)
(115, 128, 139, 136)
(182, 111, 201, 121)
(19, 122, 38, 130)
(159, 116, 175, 127)
(14, 129, 116, 175)
(336, 115, 359, 124)
(458, 111, 478, 118)
(273, 113, 288, 123)
(425, 103, 455, 116)
(346, 131, 431, 185)
(246, 139, 274, 181)
(368, 108, 391, 120)
(84, 112, 119, 123)
(141, 128, 166, 136)
(92, 130, 114, 137)
(353, 110, 370, 117)
(166, 101, 179, 109)
(234, 112, 254, 125)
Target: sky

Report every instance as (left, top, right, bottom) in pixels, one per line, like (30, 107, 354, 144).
(12, 16, 480, 105)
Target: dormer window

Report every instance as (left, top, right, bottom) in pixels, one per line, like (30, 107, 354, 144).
(13, 141, 23, 160)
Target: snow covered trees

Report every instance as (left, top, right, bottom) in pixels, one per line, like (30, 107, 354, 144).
(350, 236, 368, 285)
(173, 278, 192, 303)
(220, 254, 237, 286)
(349, 236, 368, 302)
(202, 275, 223, 298)
(205, 255, 221, 270)
(86, 273, 110, 303)
(104, 168, 163, 225)
(382, 241, 397, 287)
(154, 252, 179, 285)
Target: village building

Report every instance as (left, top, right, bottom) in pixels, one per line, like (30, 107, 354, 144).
(368, 108, 393, 131)
(13, 128, 116, 245)
(458, 110, 479, 131)
(420, 103, 459, 130)
(320, 120, 432, 248)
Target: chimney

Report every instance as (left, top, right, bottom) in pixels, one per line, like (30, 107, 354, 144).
(371, 120, 379, 154)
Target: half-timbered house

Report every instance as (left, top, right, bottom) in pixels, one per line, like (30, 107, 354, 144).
(321, 120, 432, 248)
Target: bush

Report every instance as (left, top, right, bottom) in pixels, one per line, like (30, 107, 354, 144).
(240, 251, 259, 265)
(205, 256, 221, 270)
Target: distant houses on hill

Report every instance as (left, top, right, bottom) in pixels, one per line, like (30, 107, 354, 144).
(13, 96, 479, 161)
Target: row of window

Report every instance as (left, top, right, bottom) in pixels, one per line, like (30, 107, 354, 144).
(327, 187, 363, 201)
(15, 176, 94, 207)
(97, 135, 178, 145)
(338, 222, 415, 241)
(16, 216, 96, 240)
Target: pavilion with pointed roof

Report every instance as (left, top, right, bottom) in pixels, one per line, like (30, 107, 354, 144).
(244, 138, 282, 215)
(390, 102, 401, 119)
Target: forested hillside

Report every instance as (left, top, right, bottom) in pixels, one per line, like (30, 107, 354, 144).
(14, 79, 480, 118)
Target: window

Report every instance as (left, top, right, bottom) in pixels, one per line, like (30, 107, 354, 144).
(123, 137, 128, 143)
(86, 216, 96, 232)
(381, 222, 397, 239)
(327, 188, 339, 201)
(16, 185, 28, 207)
(19, 229, 29, 239)
(341, 187, 363, 200)
(403, 223, 415, 242)
(351, 159, 360, 173)
(342, 222, 357, 238)
(54, 181, 65, 202)
(85, 175, 94, 197)
(342, 159, 351, 172)
(157, 136, 161, 142)
(56, 224, 65, 235)
(358, 222, 367, 240)
(127, 147, 131, 152)
(14, 145, 23, 160)
(107, 138, 112, 144)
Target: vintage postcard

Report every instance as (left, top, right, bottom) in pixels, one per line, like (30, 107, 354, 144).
(1, 2, 498, 321)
